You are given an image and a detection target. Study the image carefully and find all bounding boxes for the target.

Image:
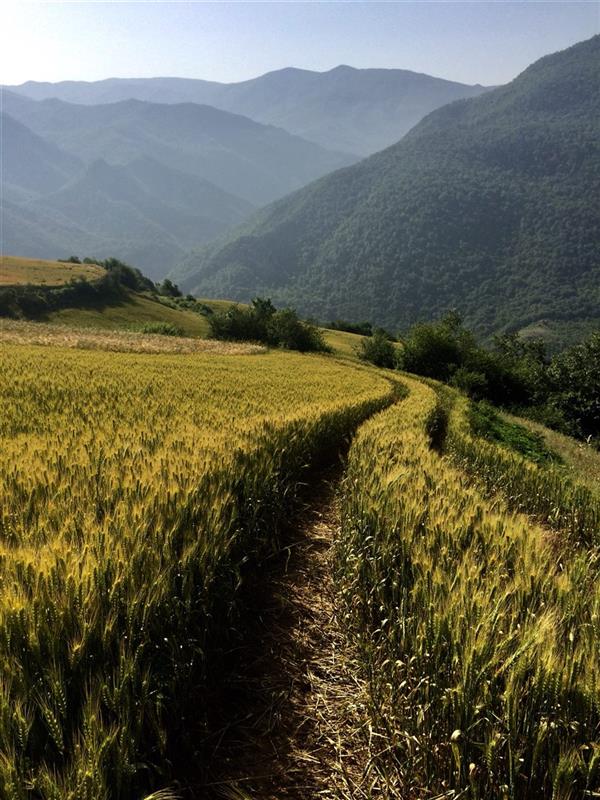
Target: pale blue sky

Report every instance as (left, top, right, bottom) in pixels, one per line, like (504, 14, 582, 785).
(2, 2, 598, 87)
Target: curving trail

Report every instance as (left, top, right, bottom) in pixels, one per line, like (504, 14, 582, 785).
(190, 468, 375, 800)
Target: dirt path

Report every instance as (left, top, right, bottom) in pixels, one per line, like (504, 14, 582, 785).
(193, 469, 374, 800)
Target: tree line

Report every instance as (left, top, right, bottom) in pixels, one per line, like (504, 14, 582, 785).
(359, 311, 600, 443)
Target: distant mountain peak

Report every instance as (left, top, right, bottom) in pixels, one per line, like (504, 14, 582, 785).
(173, 36, 600, 345)
(6, 65, 490, 156)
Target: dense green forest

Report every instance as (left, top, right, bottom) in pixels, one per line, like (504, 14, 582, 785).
(175, 36, 600, 344)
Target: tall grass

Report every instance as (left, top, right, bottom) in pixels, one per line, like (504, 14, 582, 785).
(446, 392, 600, 546)
(0, 344, 394, 799)
(337, 376, 600, 798)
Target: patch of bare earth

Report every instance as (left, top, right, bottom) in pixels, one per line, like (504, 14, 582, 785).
(0, 320, 264, 355)
(183, 471, 381, 800)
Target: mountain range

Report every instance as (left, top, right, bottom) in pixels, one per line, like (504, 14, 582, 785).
(1, 90, 356, 276)
(9, 66, 489, 156)
(2, 65, 488, 278)
(174, 36, 600, 339)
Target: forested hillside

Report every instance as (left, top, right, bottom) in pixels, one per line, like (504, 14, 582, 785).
(176, 36, 600, 340)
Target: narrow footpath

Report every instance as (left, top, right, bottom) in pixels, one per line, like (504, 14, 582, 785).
(195, 469, 376, 800)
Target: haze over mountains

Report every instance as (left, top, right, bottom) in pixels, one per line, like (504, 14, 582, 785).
(2, 146, 255, 277)
(2, 65, 490, 277)
(176, 36, 600, 339)
(1, 88, 358, 276)
(10, 66, 490, 156)
(2, 91, 354, 205)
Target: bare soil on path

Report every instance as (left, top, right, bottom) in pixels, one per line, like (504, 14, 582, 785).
(186, 468, 375, 800)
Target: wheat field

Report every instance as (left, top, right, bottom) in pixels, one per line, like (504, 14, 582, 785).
(337, 376, 600, 798)
(0, 257, 105, 287)
(0, 343, 394, 799)
(2, 336, 598, 799)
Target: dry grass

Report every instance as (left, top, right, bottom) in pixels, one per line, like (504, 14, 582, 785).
(0, 318, 264, 355)
(0, 255, 105, 286)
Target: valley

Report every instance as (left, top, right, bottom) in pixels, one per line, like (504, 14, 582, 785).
(1, 16, 599, 800)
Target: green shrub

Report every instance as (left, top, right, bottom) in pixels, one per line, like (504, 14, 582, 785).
(209, 303, 265, 342)
(399, 314, 600, 444)
(102, 258, 155, 293)
(400, 315, 543, 406)
(209, 297, 328, 353)
(450, 366, 489, 399)
(357, 330, 397, 368)
(156, 278, 182, 298)
(546, 332, 600, 441)
(166, 296, 214, 316)
(135, 322, 184, 337)
(400, 312, 473, 380)
(267, 308, 327, 352)
(468, 401, 560, 464)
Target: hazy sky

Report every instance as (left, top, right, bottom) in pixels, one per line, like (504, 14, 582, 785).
(2, 2, 598, 87)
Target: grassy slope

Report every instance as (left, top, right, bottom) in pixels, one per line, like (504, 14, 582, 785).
(1, 255, 105, 286)
(50, 305, 369, 357)
(322, 328, 404, 361)
(502, 411, 600, 492)
(47, 292, 212, 338)
(3, 255, 395, 358)
(321, 328, 365, 358)
(49, 296, 370, 358)
(1, 255, 235, 338)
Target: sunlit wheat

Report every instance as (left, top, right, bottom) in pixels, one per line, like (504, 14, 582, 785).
(337, 376, 600, 798)
(0, 343, 394, 798)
